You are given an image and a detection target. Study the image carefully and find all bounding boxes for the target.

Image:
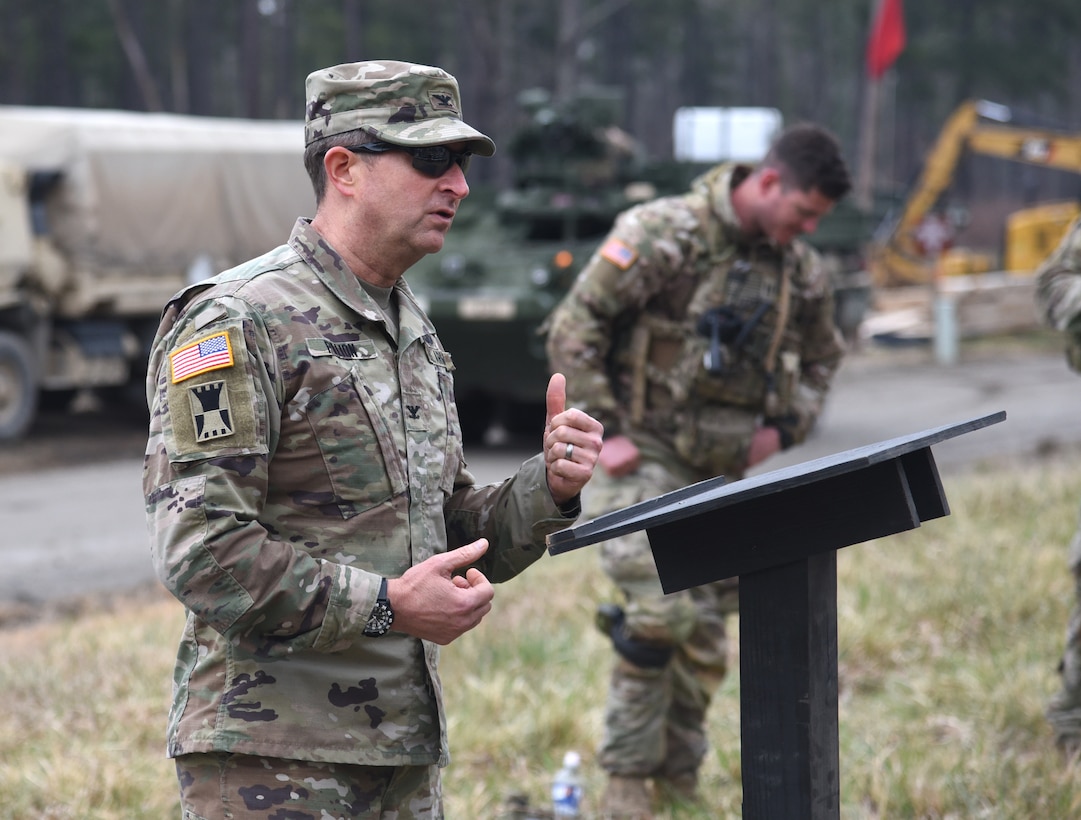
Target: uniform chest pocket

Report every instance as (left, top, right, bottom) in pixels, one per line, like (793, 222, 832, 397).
(401, 343, 462, 499)
(286, 343, 406, 517)
(435, 367, 464, 495)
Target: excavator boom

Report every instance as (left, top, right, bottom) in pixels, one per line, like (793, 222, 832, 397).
(871, 100, 1081, 286)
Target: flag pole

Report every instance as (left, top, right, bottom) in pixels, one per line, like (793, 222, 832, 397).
(856, 69, 880, 211)
(855, 0, 885, 212)
(857, 0, 905, 212)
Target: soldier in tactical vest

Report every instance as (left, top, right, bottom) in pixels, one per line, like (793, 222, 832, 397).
(546, 123, 851, 818)
(143, 60, 603, 819)
(1035, 215, 1081, 760)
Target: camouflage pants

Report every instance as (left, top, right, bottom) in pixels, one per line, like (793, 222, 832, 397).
(586, 460, 737, 779)
(175, 752, 442, 819)
(1047, 510, 1081, 750)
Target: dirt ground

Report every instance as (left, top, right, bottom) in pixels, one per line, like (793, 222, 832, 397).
(3, 334, 1079, 631)
(0, 397, 151, 629)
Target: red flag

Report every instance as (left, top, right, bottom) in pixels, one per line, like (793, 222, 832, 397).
(866, 0, 906, 79)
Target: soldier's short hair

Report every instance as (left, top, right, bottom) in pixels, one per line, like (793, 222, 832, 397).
(302, 131, 380, 205)
(763, 123, 852, 202)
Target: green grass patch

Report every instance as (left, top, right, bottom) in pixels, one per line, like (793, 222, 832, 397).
(2, 456, 1080, 818)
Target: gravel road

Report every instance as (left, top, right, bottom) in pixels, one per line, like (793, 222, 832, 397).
(2, 341, 1079, 621)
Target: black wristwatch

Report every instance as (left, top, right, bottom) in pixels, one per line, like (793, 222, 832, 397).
(362, 577, 394, 637)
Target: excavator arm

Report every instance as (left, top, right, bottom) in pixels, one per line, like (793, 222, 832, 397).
(871, 100, 1081, 286)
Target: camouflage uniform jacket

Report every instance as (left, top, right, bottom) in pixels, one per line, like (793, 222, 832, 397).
(546, 163, 844, 477)
(1036, 216, 1081, 370)
(143, 219, 575, 767)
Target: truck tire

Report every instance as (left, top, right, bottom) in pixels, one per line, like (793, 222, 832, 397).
(0, 331, 39, 441)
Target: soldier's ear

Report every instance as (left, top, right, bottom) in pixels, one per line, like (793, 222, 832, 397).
(757, 166, 783, 195)
(323, 146, 361, 199)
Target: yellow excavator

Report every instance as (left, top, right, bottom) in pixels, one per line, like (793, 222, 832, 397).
(869, 99, 1081, 287)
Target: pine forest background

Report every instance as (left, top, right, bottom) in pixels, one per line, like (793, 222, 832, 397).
(3, 0, 1081, 249)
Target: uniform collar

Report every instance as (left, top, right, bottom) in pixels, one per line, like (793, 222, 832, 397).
(693, 162, 783, 252)
(288, 218, 437, 349)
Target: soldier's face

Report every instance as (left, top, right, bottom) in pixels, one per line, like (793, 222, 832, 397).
(357, 142, 472, 261)
(759, 175, 835, 245)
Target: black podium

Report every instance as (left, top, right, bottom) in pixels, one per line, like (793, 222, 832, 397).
(547, 412, 1005, 819)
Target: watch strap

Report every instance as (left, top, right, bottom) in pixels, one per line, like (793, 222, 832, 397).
(362, 576, 394, 637)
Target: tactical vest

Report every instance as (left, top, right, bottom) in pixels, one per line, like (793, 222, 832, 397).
(619, 191, 802, 474)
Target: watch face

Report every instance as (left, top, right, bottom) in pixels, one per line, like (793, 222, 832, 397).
(364, 601, 394, 636)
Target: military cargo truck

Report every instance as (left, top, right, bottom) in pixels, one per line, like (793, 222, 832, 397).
(0, 106, 313, 440)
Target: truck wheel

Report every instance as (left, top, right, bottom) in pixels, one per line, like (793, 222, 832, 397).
(0, 331, 38, 441)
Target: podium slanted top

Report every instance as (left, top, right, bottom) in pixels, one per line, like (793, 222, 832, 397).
(547, 411, 1005, 557)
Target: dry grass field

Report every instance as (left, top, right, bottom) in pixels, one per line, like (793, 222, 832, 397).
(3, 452, 1081, 818)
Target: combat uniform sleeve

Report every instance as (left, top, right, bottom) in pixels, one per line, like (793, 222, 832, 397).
(1036, 217, 1081, 331)
(545, 258, 626, 433)
(1035, 218, 1081, 372)
(768, 242, 846, 448)
(442, 454, 580, 584)
(546, 202, 694, 436)
(143, 296, 379, 659)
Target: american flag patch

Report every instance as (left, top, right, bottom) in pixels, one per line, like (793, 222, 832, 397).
(170, 331, 234, 384)
(599, 237, 638, 270)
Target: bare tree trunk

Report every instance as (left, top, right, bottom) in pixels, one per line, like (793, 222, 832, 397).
(169, 0, 190, 112)
(185, 0, 213, 114)
(0, 0, 20, 101)
(556, 0, 633, 104)
(750, 0, 778, 106)
(494, 0, 516, 188)
(432, 4, 456, 77)
(241, 0, 262, 117)
(344, 0, 363, 60)
(555, 0, 581, 103)
(272, 0, 294, 119)
(106, 0, 164, 111)
(449, 0, 505, 186)
(34, 0, 74, 105)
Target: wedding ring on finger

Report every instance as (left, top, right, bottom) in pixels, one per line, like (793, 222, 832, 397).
(565, 442, 574, 461)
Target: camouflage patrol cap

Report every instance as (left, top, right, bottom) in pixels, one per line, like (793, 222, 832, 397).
(304, 60, 496, 156)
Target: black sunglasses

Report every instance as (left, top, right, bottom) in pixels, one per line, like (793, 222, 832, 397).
(347, 141, 473, 178)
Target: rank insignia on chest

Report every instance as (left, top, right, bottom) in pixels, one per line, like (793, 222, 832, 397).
(170, 331, 234, 383)
(188, 380, 234, 442)
(600, 238, 639, 271)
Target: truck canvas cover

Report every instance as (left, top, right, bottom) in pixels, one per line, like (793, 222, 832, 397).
(0, 106, 314, 277)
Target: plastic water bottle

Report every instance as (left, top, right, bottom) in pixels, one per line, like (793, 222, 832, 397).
(551, 749, 583, 817)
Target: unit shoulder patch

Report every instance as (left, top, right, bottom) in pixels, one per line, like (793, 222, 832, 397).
(188, 379, 235, 442)
(163, 324, 261, 458)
